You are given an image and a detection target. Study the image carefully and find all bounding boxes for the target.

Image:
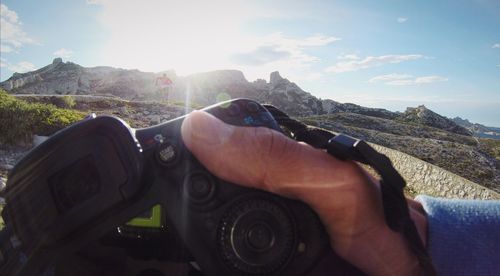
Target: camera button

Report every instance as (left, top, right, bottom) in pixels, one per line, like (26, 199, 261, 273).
(185, 172, 215, 203)
(155, 140, 180, 167)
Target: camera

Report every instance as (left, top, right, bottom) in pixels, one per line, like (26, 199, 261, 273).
(0, 99, 357, 275)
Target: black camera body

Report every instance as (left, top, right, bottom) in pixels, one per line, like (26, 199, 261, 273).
(1, 99, 334, 275)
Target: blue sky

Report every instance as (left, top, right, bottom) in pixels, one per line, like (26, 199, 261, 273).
(1, 0, 499, 126)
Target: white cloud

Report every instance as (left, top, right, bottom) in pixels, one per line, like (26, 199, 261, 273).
(326, 54, 424, 73)
(53, 48, 74, 59)
(370, 73, 448, 85)
(369, 73, 413, 83)
(414, 76, 448, 84)
(0, 4, 18, 22)
(231, 46, 291, 66)
(493, 43, 500, 48)
(0, 44, 13, 53)
(232, 33, 339, 66)
(0, 4, 35, 50)
(337, 54, 360, 60)
(86, 0, 103, 4)
(230, 32, 338, 81)
(0, 58, 36, 73)
(397, 17, 408, 23)
(286, 33, 340, 47)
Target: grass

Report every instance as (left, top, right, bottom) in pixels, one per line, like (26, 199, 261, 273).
(0, 89, 85, 145)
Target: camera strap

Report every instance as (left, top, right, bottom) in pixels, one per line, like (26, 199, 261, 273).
(263, 105, 436, 275)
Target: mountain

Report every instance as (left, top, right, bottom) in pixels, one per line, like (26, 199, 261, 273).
(452, 117, 500, 139)
(1, 59, 499, 194)
(399, 105, 471, 136)
(1, 58, 454, 121)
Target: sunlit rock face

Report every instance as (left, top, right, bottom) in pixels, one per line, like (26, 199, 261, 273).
(0, 59, 477, 136)
(400, 105, 471, 136)
(1, 59, 399, 118)
(0, 58, 470, 135)
(0, 58, 160, 99)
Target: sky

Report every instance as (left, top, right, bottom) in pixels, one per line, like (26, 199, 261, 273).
(1, 0, 499, 126)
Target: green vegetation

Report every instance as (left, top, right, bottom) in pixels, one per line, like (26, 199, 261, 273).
(0, 89, 85, 145)
(50, 95, 77, 109)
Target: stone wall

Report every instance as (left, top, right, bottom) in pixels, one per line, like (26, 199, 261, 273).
(372, 144, 500, 200)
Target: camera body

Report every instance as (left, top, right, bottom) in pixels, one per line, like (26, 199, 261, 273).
(1, 99, 332, 275)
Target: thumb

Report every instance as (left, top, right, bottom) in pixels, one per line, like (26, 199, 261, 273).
(180, 110, 366, 205)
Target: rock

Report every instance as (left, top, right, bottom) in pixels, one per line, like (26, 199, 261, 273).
(399, 105, 471, 136)
(453, 116, 500, 139)
(270, 71, 284, 85)
(53, 57, 63, 64)
(118, 106, 128, 115)
(150, 115, 161, 125)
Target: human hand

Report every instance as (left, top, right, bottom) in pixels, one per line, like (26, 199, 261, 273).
(181, 110, 427, 275)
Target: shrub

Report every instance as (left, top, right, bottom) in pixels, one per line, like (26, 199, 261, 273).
(0, 89, 85, 145)
(49, 95, 76, 108)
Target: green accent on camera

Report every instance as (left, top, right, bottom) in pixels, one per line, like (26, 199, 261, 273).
(126, 204, 162, 228)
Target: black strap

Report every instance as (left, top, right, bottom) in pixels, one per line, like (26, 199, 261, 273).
(264, 105, 436, 275)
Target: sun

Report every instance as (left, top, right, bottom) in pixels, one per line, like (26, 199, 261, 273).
(96, 0, 256, 75)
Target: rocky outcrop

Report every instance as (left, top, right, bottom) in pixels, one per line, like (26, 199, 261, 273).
(0, 58, 164, 99)
(453, 117, 500, 139)
(400, 105, 471, 136)
(1, 59, 398, 118)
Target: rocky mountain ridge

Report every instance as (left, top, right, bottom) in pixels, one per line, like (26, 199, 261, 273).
(399, 105, 471, 136)
(452, 117, 500, 139)
(1, 59, 472, 136)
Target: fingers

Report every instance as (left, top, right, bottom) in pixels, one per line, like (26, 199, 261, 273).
(180, 111, 364, 201)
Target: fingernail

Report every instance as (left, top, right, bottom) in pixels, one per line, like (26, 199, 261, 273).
(181, 110, 234, 146)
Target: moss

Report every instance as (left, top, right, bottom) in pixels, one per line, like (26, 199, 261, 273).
(0, 89, 85, 145)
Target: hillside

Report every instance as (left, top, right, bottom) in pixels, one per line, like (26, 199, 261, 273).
(301, 113, 499, 192)
(0, 59, 414, 118)
(1, 60, 499, 195)
(453, 117, 500, 139)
